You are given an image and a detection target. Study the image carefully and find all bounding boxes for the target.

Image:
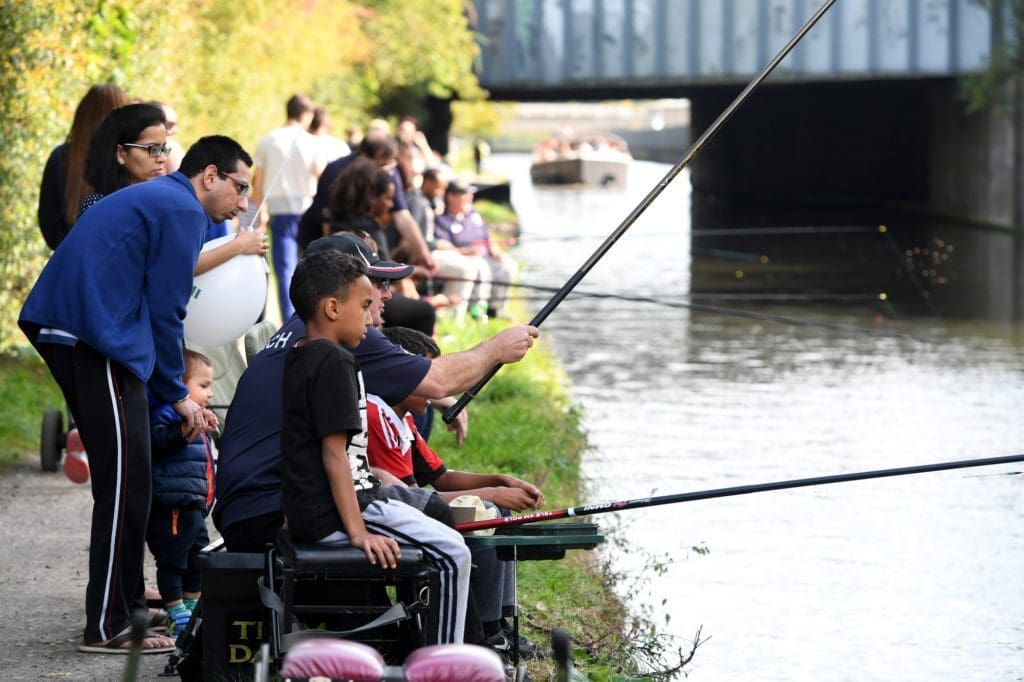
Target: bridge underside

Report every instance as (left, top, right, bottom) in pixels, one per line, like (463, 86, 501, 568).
(679, 78, 1023, 318)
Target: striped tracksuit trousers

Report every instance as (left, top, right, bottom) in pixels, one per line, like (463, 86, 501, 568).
(321, 497, 471, 644)
(38, 342, 152, 644)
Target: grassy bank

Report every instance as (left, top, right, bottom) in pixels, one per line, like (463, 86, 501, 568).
(431, 317, 680, 680)
(0, 349, 63, 471)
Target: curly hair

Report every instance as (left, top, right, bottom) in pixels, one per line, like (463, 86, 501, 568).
(327, 157, 393, 224)
(289, 251, 369, 323)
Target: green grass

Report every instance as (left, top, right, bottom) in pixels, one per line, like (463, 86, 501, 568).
(474, 200, 519, 232)
(0, 348, 64, 470)
(430, 317, 667, 680)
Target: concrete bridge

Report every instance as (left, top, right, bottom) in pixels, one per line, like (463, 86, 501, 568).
(473, 0, 996, 100)
(467, 1, 1024, 317)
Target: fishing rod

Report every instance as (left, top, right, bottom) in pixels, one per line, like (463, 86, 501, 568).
(502, 291, 883, 305)
(522, 225, 882, 243)
(434, 274, 882, 304)
(454, 453, 1024, 533)
(443, 0, 839, 424)
(435, 274, 930, 343)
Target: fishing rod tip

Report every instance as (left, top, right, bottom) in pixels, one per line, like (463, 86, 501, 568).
(878, 292, 888, 301)
(878, 224, 888, 233)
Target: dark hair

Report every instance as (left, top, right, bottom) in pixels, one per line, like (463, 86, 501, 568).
(309, 107, 328, 134)
(290, 251, 368, 323)
(357, 135, 397, 164)
(64, 84, 131, 225)
(286, 94, 313, 120)
(183, 349, 212, 382)
(328, 157, 392, 223)
(84, 103, 166, 196)
(381, 326, 440, 358)
(422, 168, 442, 185)
(179, 135, 253, 179)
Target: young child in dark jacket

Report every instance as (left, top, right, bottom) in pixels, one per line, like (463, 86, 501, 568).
(146, 349, 217, 636)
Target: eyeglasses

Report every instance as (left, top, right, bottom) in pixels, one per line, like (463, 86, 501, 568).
(370, 278, 392, 291)
(122, 143, 172, 158)
(216, 170, 251, 198)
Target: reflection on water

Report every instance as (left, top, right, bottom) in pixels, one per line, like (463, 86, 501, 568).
(486, 153, 1024, 680)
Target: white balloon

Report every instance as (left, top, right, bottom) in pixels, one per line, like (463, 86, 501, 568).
(184, 234, 268, 346)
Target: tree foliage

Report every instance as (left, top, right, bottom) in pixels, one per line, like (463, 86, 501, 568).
(961, 0, 1024, 113)
(0, 0, 481, 350)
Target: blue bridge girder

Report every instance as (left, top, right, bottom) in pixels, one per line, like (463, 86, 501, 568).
(472, 0, 1001, 99)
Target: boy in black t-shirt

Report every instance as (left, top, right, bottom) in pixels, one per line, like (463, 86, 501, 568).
(280, 249, 471, 644)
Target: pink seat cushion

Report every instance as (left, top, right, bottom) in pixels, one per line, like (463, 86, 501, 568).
(280, 638, 385, 681)
(404, 644, 506, 682)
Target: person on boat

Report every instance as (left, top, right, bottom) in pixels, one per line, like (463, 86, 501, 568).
(434, 182, 518, 319)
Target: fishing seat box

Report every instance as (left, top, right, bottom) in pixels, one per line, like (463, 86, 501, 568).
(197, 540, 434, 681)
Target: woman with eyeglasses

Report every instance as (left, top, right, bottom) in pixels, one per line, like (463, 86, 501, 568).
(78, 103, 169, 220)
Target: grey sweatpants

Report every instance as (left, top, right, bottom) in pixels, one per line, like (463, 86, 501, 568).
(319, 497, 471, 643)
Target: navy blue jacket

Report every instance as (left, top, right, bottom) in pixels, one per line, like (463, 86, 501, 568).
(213, 317, 431, 533)
(150, 403, 214, 513)
(20, 173, 208, 405)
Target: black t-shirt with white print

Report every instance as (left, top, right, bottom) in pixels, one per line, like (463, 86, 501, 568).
(280, 338, 381, 542)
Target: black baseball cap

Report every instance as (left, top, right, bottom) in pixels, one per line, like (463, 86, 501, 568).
(445, 181, 477, 195)
(305, 233, 414, 280)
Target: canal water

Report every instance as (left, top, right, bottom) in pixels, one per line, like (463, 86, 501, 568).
(484, 153, 1024, 680)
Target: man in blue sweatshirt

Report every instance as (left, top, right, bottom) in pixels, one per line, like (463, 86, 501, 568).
(19, 135, 252, 655)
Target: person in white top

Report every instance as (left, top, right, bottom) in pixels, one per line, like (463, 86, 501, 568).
(309, 107, 350, 163)
(251, 94, 326, 319)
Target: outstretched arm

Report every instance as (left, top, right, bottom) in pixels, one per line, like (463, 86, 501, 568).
(414, 325, 539, 399)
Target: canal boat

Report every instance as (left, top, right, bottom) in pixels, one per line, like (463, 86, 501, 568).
(530, 134, 631, 187)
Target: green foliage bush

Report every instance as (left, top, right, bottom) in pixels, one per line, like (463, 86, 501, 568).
(0, 0, 480, 350)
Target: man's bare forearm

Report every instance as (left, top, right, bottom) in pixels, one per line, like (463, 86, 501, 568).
(412, 325, 539, 399)
(414, 340, 499, 399)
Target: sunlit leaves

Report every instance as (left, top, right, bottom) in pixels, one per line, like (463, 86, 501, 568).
(0, 0, 482, 350)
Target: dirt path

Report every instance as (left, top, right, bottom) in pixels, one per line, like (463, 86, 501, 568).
(0, 455, 181, 680)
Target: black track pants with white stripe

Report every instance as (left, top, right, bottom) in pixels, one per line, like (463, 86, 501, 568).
(39, 342, 152, 644)
(323, 498, 471, 644)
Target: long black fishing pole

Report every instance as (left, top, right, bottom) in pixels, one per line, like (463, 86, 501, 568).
(436, 274, 930, 343)
(523, 225, 882, 243)
(454, 452, 1024, 532)
(443, 0, 839, 424)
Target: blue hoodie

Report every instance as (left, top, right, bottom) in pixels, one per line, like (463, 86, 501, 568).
(19, 173, 208, 404)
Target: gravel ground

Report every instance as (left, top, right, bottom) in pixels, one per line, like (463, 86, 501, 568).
(0, 455, 194, 681)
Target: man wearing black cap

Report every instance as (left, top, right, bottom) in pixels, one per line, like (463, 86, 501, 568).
(213, 233, 538, 552)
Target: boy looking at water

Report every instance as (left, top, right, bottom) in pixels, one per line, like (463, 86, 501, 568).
(146, 349, 218, 635)
(280, 250, 471, 643)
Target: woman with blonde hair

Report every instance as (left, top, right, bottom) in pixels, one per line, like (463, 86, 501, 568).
(37, 83, 129, 249)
